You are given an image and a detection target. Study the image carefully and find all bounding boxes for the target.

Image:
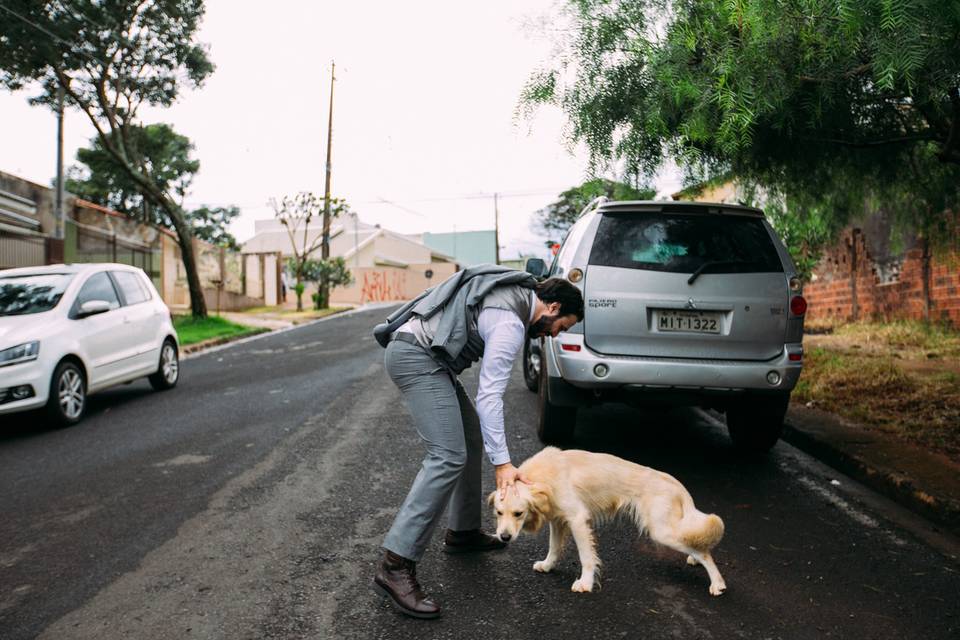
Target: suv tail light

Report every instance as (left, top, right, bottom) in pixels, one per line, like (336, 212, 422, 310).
(790, 295, 807, 316)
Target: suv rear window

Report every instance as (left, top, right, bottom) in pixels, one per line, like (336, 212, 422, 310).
(588, 212, 783, 274)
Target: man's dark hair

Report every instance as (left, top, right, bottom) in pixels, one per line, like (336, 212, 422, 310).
(534, 277, 585, 321)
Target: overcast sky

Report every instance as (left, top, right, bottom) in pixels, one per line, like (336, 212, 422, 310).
(0, 0, 681, 260)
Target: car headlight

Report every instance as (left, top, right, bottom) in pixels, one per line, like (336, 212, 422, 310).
(0, 341, 40, 367)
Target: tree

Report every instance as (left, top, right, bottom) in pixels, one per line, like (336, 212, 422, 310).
(301, 257, 354, 310)
(523, 0, 960, 236)
(66, 125, 240, 249)
(535, 179, 655, 244)
(1, 0, 216, 317)
(271, 192, 350, 311)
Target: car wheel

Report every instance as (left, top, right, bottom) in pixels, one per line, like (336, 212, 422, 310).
(522, 338, 540, 393)
(148, 339, 179, 391)
(46, 360, 86, 426)
(726, 393, 790, 453)
(537, 366, 577, 446)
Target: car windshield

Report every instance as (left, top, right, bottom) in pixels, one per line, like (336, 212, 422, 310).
(0, 273, 76, 316)
(588, 212, 784, 274)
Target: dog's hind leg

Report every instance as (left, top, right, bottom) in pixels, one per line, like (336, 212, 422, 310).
(646, 519, 726, 596)
(568, 515, 600, 593)
(685, 550, 726, 596)
(534, 521, 568, 573)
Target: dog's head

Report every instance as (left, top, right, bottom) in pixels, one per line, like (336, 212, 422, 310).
(488, 483, 553, 542)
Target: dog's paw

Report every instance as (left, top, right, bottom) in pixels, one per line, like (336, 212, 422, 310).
(686, 555, 699, 566)
(709, 581, 727, 596)
(570, 578, 594, 593)
(533, 560, 554, 573)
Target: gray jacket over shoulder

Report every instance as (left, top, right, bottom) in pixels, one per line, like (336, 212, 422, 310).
(373, 264, 537, 366)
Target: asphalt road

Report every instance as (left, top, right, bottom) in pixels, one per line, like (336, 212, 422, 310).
(1, 306, 958, 639)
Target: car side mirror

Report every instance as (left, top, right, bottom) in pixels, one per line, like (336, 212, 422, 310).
(77, 300, 112, 318)
(525, 258, 547, 279)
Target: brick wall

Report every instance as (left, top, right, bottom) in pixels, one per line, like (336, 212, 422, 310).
(805, 226, 960, 327)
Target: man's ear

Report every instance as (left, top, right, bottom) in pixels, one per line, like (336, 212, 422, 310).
(548, 301, 562, 315)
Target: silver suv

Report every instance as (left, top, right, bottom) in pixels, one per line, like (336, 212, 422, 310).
(523, 199, 806, 452)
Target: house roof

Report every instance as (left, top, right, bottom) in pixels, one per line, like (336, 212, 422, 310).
(243, 217, 457, 265)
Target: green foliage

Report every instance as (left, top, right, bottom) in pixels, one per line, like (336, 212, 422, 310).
(0, 1, 213, 109)
(755, 190, 833, 282)
(189, 206, 241, 250)
(536, 179, 656, 242)
(274, 192, 352, 309)
(526, 0, 960, 240)
(65, 125, 240, 249)
(300, 257, 354, 309)
(66, 124, 197, 212)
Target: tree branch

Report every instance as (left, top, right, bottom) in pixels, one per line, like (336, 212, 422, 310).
(938, 86, 960, 163)
(810, 133, 937, 148)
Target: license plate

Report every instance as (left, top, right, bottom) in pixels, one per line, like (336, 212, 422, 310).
(656, 310, 721, 334)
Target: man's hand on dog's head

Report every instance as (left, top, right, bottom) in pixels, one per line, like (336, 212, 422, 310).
(495, 462, 531, 499)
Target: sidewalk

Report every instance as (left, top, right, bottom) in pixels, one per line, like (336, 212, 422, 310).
(782, 404, 960, 538)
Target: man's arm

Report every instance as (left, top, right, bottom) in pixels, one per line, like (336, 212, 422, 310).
(475, 307, 526, 466)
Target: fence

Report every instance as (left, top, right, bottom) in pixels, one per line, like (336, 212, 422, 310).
(0, 230, 46, 269)
(805, 227, 960, 328)
(67, 219, 161, 289)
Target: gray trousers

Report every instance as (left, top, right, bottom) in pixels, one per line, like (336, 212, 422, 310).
(382, 340, 483, 561)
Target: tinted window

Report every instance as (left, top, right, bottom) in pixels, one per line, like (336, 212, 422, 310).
(589, 213, 783, 274)
(0, 273, 75, 316)
(112, 271, 151, 305)
(75, 272, 121, 310)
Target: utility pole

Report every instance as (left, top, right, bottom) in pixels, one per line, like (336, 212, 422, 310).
(320, 61, 335, 308)
(493, 192, 501, 265)
(54, 85, 65, 240)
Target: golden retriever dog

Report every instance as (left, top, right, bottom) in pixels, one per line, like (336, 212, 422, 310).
(489, 447, 726, 596)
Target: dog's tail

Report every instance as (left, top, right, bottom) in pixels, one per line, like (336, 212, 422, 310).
(679, 508, 725, 551)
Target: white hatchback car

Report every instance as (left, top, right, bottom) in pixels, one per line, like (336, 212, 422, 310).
(0, 263, 179, 426)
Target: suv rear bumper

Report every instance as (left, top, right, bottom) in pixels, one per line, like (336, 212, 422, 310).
(545, 334, 802, 397)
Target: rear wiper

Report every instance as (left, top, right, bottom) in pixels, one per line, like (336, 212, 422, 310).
(687, 260, 755, 285)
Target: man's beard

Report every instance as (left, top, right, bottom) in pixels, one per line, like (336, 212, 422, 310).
(528, 313, 560, 339)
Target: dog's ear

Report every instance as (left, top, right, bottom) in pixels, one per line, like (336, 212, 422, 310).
(522, 486, 553, 533)
(530, 485, 553, 518)
(523, 508, 544, 533)
(487, 491, 497, 507)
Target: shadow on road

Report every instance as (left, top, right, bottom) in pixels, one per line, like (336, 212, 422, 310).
(0, 384, 156, 443)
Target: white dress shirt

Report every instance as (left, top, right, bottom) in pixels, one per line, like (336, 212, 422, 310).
(475, 293, 535, 465)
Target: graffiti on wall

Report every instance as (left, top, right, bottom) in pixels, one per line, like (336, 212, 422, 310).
(361, 270, 408, 302)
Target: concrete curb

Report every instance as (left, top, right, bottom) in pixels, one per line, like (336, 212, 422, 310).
(782, 406, 960, 538)
(180, 328, 270, 355)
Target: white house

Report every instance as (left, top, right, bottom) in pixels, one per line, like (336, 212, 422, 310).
(241, 216, 458, 306)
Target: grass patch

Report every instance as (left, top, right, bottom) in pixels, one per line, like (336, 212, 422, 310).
(794, 345, 960, 459)
(173, 314, 262, 346)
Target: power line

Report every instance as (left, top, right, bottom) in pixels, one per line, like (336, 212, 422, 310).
(184, 187, 568, 210)
(376, 197, 426, 217)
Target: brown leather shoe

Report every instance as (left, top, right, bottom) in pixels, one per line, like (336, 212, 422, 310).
(442, 528, 508, 554)
(373, 550, 441, 619)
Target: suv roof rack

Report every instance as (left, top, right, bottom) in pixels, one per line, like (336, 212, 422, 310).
(576, 196, 608, 221)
